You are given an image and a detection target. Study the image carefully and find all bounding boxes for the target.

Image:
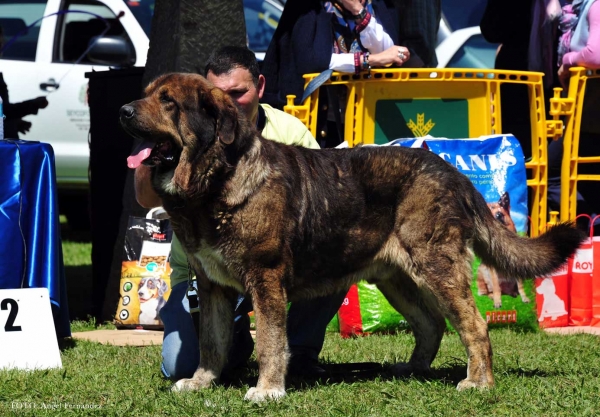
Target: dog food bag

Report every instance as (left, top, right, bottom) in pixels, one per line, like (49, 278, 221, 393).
(336, 282, 409, 337)
(114, 211, 173, 330)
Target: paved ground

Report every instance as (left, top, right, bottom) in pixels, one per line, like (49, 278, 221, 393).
(71, 329, 164, 346)
(543, 326, 600, 336)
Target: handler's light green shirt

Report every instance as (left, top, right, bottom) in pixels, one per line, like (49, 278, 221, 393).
(169, 104, 318, 287)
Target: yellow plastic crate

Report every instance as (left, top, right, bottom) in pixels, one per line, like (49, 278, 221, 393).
(284, 68, 560, 236)
(549, 67, 600, 221)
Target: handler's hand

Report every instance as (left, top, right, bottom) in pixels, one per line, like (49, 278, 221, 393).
(134, 165, 163, 208)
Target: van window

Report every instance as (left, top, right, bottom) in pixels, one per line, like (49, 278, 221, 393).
(0, 0, 47, 62)
(55, 0, 135, 64)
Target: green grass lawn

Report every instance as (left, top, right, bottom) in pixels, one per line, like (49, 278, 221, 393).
(1, 329, 599, 416)
(3, 218, 596, 416)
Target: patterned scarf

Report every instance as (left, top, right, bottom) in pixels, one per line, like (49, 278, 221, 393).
(557, 0, 589, 66)
(528, 0, 562, 87)
(323, 0, 375, 53)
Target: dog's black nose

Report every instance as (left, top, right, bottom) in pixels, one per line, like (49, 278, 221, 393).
(120, 105, 135, 119)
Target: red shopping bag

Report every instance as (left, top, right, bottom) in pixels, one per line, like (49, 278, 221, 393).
(535, 261, 570, 328)
(591, 216, 600, 327)
(569, 215, 594, 326)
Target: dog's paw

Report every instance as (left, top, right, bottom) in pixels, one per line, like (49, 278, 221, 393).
(456, 379, 493, 391)
(243, 387, 286, 402)
(493, 300, 502, 309)
(172, 378, 211, 392)
(521, 295, 530, 303)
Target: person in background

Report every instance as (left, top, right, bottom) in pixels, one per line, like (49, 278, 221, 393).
(557, 0, 600, 82)
(554, 0, 600, 222)
(135, 46, 348, 382)
(480, 0, 563, 160)
(0, 26, 49, 139)
(261, 0, 416, 147)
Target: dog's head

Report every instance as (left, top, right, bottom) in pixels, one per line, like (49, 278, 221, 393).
(487, 192, 516, 232)
(138, 277, 168, 303)
(119, 73, 248, 195)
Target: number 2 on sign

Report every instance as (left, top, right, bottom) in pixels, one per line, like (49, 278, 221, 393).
(1, 298, 22, 332)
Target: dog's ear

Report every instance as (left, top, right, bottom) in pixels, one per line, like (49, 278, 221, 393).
(158, 279, 168, 296)
(499, 192, 510, 210)
(216, 98, 238, 145)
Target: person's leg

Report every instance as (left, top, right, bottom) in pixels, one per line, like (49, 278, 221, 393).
(225, 296, 254, 371)
(160, 281, 200, 380)
(160, 282, 254, 380)
(286, 290, 347, 373)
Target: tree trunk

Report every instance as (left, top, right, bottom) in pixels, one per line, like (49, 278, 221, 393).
(143, 0, 247, 86)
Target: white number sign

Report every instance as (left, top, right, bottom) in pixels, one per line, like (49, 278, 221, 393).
(0, 288, 62, 370)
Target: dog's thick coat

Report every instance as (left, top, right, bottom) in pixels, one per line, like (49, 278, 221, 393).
(120, 73, 585, 401)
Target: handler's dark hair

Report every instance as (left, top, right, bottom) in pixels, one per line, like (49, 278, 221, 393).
(204, 46, 261, 87)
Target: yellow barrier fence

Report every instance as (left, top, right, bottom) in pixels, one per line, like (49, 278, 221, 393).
(549, 67, 600, 222)
(284, 68, 561, 236)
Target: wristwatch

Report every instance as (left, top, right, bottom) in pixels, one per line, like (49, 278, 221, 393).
(352, 7, 368, 20)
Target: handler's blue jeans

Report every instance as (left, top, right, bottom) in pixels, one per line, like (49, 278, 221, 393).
(160, 281, 345, 380)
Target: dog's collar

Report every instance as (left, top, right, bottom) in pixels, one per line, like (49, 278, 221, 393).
(256, 104, 266, 132)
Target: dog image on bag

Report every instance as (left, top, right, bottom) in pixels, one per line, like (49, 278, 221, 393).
(477, 192, 531, 308)
(138, 276, 169, 325)
(536, 277, 568, 321)
(119, 73, 585, 402)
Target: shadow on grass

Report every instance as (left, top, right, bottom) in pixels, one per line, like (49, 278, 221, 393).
(58, 337, 78, 352)
(219, 359, 559, 391)
(220, 361, 469, 390)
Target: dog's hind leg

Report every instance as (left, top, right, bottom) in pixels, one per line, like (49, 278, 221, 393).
(516, 278, 530, 303)
(376, 273, 446, 376)
(243, 269, 289, 402)
(173, 270, 237, 392)
(424, 258, 495, 391)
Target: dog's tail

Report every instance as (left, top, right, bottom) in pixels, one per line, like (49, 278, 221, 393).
(472, 198, 586, 280)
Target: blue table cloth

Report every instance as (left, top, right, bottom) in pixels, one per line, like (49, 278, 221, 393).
(0, 139, 71, 338)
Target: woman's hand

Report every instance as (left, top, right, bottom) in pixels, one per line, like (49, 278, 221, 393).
(368, 46, 410, 68)
(558, 64, 570, 89)
(335, 0, 364, 16)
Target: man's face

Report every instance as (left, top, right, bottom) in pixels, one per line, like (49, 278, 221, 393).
(206, 67, 265, 125)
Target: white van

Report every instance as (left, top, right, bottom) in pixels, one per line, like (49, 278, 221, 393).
(0, 0, 284, 226)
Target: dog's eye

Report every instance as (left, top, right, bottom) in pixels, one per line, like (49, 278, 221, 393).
(160, 92, 173, 104)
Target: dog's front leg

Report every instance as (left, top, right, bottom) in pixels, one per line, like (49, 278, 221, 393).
(173, 268, 236, 392)
(243, 270, 289, 402)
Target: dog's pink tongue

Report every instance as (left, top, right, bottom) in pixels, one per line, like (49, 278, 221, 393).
(127, 141, 154, 169)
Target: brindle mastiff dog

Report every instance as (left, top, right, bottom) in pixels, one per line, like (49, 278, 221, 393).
(120, 73, 584, 402)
